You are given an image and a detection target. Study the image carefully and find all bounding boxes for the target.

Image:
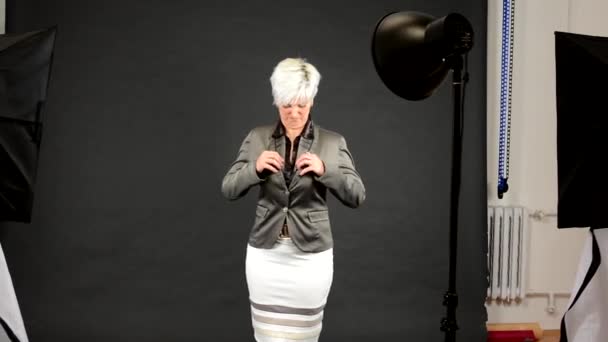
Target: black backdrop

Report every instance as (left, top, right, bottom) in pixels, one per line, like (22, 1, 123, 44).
(2, 0, 487, 341)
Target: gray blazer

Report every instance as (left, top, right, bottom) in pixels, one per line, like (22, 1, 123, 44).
(221, 122, 366, 253)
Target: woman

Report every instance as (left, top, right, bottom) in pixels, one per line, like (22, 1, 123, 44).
(221, 57, 365, 342)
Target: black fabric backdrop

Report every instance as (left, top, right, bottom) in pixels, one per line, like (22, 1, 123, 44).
(1, 0, 487, 341)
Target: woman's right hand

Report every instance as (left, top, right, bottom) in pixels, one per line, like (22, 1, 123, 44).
(256, 151, 284, 173)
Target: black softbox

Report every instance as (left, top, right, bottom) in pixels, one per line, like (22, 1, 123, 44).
(0, 27, 56, 223)
(555, 31, 608, 229)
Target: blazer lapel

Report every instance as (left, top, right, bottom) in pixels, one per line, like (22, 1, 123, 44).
(268, 119, 318, 191)
(289, 125, 318, 190)
(273, 136, 286, 160)
(271, 136, 288, 189)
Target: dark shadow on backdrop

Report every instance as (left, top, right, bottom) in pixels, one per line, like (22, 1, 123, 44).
(0, 27, 56, 342)
(1, 1, 488, 341)
(0, 28, 57, 223)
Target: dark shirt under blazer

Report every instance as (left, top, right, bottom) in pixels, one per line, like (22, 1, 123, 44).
(221, 121, 366, 253)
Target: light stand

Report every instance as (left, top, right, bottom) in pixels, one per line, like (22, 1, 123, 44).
(371, 12, 473, 342)
(442, 54, 464, 342)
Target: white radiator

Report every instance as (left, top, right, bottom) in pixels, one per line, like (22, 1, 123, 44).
(487, 206, 528, 301)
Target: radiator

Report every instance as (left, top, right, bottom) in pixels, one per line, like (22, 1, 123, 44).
(487, 206, 528, 301)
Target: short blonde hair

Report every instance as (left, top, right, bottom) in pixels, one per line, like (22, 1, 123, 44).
(270, 58, 321, 106)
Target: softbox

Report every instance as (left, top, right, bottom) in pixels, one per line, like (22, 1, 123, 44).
(555, 31, 608, 229)
(0, 27, 56, 223)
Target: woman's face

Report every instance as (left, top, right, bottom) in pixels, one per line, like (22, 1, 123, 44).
(278, 100, 312, 133)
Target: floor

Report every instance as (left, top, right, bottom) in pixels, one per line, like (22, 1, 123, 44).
(539, 330, 560, 342)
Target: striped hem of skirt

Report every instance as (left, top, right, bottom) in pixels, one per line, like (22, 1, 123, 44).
(251, 300, 325, 341)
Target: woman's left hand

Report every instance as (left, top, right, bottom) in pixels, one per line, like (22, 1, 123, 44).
(296, 152, 325, 176)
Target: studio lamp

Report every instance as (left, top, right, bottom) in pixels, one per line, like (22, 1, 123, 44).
(372, 11, 474, 342)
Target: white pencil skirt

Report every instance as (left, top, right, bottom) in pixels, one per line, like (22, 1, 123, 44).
(245, 238, 334, 342)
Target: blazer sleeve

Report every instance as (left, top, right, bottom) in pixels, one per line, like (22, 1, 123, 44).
(315, 135, 366, 208)
(221, 129, 265, 200)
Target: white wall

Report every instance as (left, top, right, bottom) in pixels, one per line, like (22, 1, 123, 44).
(486, 0, 608, 330)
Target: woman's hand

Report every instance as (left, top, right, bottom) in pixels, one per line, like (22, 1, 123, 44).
(256, 151, 284, 173)
(296, 152, 325, 176)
